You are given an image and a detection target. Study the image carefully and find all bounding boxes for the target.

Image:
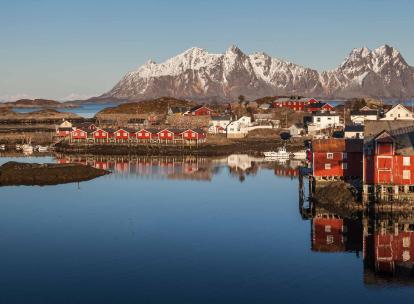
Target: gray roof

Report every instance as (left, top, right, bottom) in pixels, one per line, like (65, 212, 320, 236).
(364, 120, 414, 154)
(211, 115, 231, 121)
(344, 125, 364, 132)
(350, 110, 378, 116)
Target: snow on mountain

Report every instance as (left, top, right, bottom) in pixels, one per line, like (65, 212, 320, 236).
(102, 44, 414, 102)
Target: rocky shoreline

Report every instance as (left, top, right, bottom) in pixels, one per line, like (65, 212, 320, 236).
(54, 138, 305, 157)
(0, 162, 109, 186)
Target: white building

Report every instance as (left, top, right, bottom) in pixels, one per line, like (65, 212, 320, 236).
(289, 123, 304, 137)
(381, 104, 414, 121)
(311, 112, 340, 129)
(344, 124, 364, 139)
(226, 116, 252, 138)
(350, 110, 378, 124)
(208, 116, 231, 134)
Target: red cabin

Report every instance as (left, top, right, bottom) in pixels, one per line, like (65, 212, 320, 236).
(136, 129, 153, 141)
(114, 128, 130, 141)
(273, 98, 319, 111)
(158, 129, 175, 141)
(305, 102, 334, 113)
(187, 105, 213, 116)
(312, 138, 363, 180)
(71, 128, 88, 140)
(93, 128, 109, 140)
(181, 129, 207, 142)
(364, 130, 414, 185)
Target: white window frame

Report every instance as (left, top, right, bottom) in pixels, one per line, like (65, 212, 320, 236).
(403, 170, 411, 180)
(325, 163, 331, 170)
(327, 153, 333, 159)
(342, 162, 348, 170)
(403, 156, 410, 166)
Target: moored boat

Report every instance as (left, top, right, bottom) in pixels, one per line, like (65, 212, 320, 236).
(35, 145, 49, 152)
(22, 144, 34, 155)
(292, 150, 307, 160)
(263, 146, 290, 159)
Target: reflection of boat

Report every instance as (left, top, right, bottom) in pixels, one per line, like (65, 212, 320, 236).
(0, 144, 5, 151)
(15, 144, 22, 151)
(263, 146, 290, 159)
(35, 145, 49, 152)
(22, 144, 34, 154)
(292, 150, 307, 160)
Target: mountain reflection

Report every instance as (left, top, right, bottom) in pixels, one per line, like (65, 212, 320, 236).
(54, 154, 302, 181)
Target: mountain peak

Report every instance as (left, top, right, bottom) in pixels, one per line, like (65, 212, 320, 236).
(226, 45, 243, 55)
(103, 44, 414, 101)
(373, 44, 400, 58)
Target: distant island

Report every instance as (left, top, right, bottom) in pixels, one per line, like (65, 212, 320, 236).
(0, 98, 78, 109)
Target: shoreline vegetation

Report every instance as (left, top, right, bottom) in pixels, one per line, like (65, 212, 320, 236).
(55, 135, 307, 156)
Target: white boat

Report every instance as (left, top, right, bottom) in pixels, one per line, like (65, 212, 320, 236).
(35, 145, 49, 152)
(292, 150, 307, 160)
(0, 144, 5, 151)
(263, 146, 291, 159)
(15, 144, 22, 151)
(22, 144, 34, 155)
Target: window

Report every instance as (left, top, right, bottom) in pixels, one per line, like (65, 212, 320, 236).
(328, 117, 332, 120)
(403, 170, 411, 180)
(327, 153, 333, 159)
(145, 133, 149, 137)
(342, 162, 348, 170)
(325, 225, 331, 233)
(317, 118, 321, 122)
(138, 132, 142, 136)
(343, 152, 348, 160)
(325, 163, 331, 170)
(326, 235, 334, 244)
(403, 237, 411, 248)
(404, 157, 410, 166)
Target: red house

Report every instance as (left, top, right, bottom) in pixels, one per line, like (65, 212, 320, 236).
(181, 129, 207, 143)
(187, 105, 213, 116)
(305, 102, 334, 113)
(273, 97, 319, 111)
(364, 129, 414, 187)
(92, 128, 109, 141)
(113, 128, 130, 141)
(71, 128, 88, 141)
(136, 128, 155, 141)
(312, 138, 363, 180)
(157, 128, 176, 142)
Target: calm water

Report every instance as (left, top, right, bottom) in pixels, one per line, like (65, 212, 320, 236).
(12, 103, 117, 118)
(1, 155, 414, 303)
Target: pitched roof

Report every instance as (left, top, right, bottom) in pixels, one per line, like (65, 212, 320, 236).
(350, 110, 378, 116)
(312, 138, 362, 153)
(211, 115, 231, 121)
(344, 125, 364, 132)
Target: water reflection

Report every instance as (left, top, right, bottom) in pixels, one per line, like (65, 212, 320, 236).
(54, 154, 303, 181)
(302, 197, 414, 285)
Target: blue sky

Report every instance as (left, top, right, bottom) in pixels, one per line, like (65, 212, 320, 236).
(1, 0, 413, 101)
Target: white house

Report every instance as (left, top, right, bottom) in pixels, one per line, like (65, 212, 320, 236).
(344, 124, 364, 139)
(289, 123, 305, 137)
(208, 116, 231, 134)
(350, 110, 378, 124)
(311, 112, 340, 129)
(226, 116, 252, 138)
(381, 104, 414, 121)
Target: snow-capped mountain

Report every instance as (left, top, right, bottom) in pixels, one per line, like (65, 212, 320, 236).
(101, 45, 414, 102)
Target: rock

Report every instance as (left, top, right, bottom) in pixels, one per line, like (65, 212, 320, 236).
(0, 162, 109, 186)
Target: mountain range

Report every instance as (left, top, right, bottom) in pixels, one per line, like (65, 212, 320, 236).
(100, 44, 414, 102)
